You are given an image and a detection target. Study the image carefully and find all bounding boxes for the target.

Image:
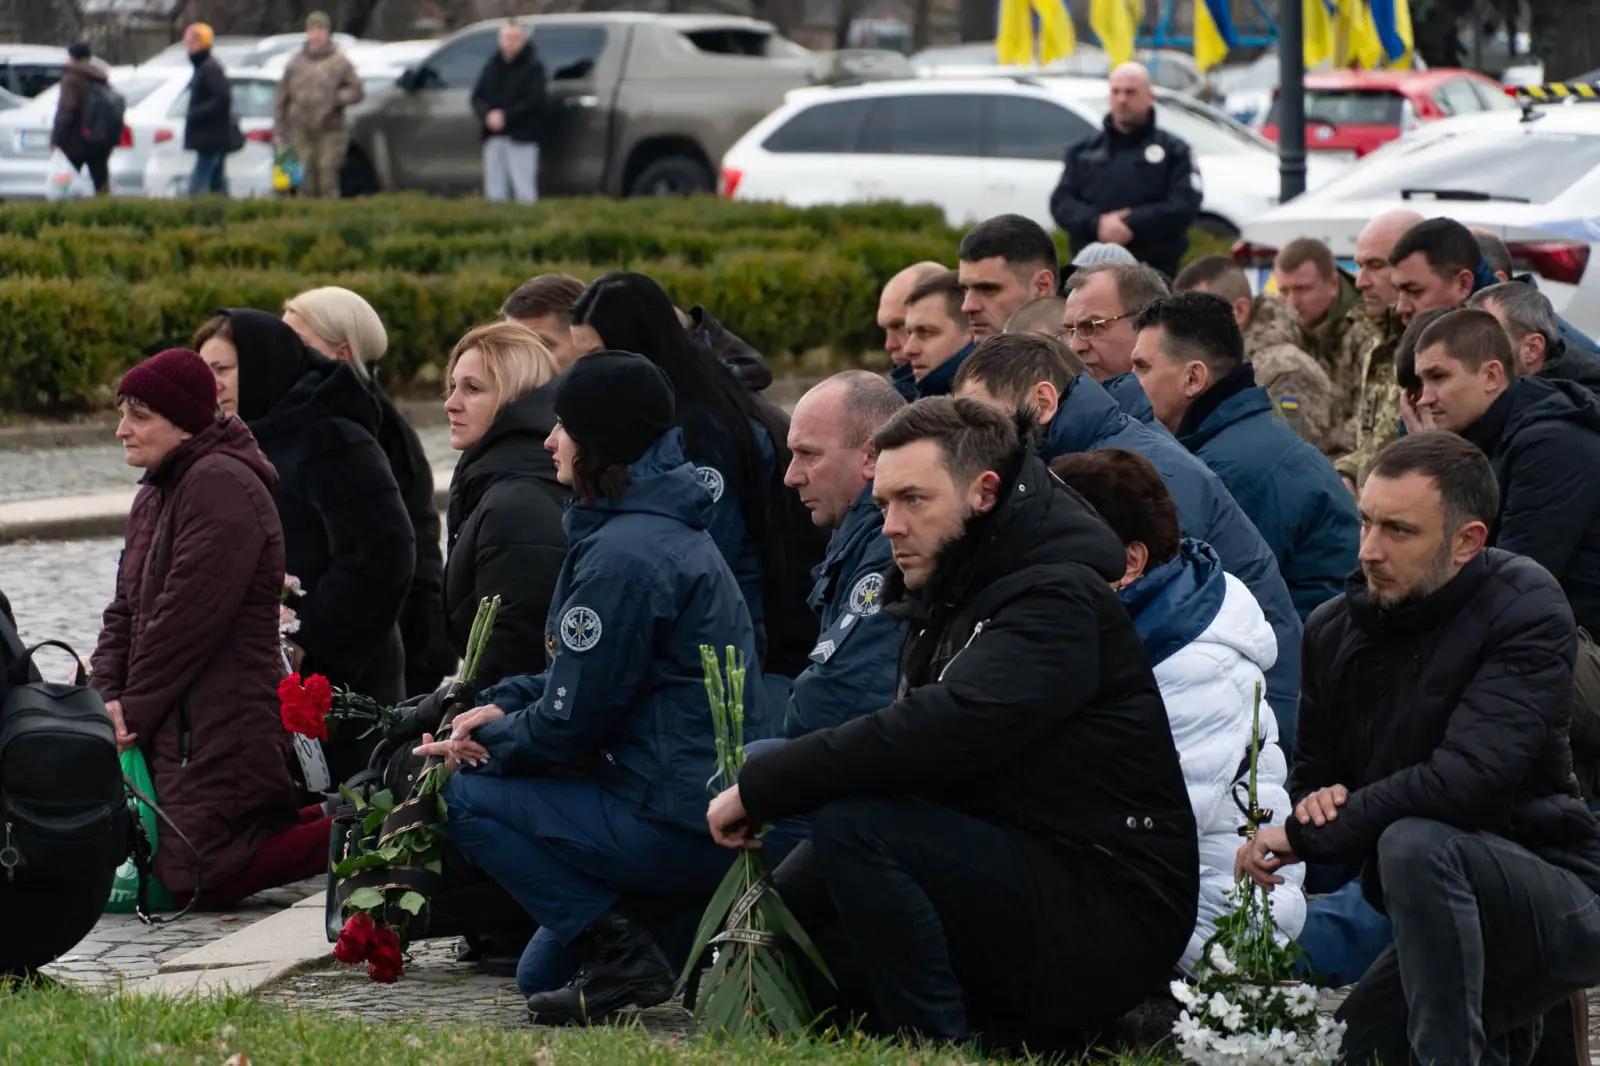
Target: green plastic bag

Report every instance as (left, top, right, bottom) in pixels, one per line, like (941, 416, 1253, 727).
(105, 749, 174, 913)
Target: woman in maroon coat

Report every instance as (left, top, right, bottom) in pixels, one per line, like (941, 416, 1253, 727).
(91, 348, 330, 908)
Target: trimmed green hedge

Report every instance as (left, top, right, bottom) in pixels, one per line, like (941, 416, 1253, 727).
(0, 196, 1230, 411)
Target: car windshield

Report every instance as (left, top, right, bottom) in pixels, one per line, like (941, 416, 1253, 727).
(1320, 129, 1600, 204)
(1155, 96, 1271, 154)
(1266, 89, 1403, 127)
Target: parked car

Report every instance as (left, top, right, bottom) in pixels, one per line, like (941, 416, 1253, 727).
(1260, 68, 1516, 161)
(1235, 105, 1600, 334)
(0, 45, 70, 98)
(139, 71, 282, 199)
(720, 74, 1349, 238)
(344, 12, 812, 198)
(911, 42, 1205, 96)
(0, 66, 166, 199)
(0, 87, 26, 112)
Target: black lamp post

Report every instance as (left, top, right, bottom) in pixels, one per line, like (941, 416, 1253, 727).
(1278, 0, 1307, 201)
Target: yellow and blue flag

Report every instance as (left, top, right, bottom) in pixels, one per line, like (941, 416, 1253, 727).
(1194, 0, 1237, 72)
(997, 0, 1035, 64)
(1367, 0, 1414, 67)
(1303, 0, 1335, 67)
(1033, 0, 1077, 63)
(1335, 0, 1386, 68)
(997, 0, 1077, 65)
(1090, 0, 1141, 66)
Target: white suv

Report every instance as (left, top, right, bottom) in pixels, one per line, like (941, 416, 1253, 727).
(721, 75, 1348, 238)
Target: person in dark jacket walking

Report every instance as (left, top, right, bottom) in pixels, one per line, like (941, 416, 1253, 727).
(707, 397, 1198, 1053)
(284, 286, 452, 697)
(182, 23, 235, 196)
(195, 310, 414, 781)
(953, 333, 1305, 748)
(417, 352, 768, 1023)
(569, 272, 826, 683)
(471, 20, 546, 203)
(1049, 63, 1201, 280)
(442, 322, 568, 691)
(91, 349, 329, 908)
(1411, 309, 1600, 633)
(1470, 280, 1600, 396)
(1133, 293, 1359, 620)
(50, 43, 114, 195)
(1238, 432, 1600, 1066)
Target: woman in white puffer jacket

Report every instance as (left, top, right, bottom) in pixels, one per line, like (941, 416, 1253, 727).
(1053, 449, 1306, 973)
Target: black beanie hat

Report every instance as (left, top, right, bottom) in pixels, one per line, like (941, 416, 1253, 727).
(553, 350, 675, 464)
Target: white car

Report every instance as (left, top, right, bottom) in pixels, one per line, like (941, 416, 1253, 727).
(0, 66, 165, 199)
(720, 75, 1348, 238)
(1235, 105, 1600, 335)
(138, 71, 281, 199)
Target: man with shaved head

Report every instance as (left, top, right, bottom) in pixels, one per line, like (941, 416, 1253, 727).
(878, 261, 946, 400)
(1050, 61, 1201, 280)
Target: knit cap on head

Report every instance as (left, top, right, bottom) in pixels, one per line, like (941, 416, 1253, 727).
(68, 42, 92, 62)
(187, 23, 214, 49)
(1072, 242, 1139, 268)
(306, 11, 331, 30)
(553, 350, 675, 464)
(117, 348, 219, 434)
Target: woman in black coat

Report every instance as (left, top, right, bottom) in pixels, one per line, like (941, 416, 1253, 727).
(441, 322, 568, 689)
(196, 309, 414, 781)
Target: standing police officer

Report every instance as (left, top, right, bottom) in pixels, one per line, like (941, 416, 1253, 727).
(1049, 63, 1202, 281)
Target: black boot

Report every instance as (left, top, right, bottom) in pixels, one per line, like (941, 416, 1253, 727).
(524, 910, 675, 1025)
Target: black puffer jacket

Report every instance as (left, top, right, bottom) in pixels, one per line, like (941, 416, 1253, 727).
(469, 44, 546, 144)
(228, 309, 415, 713)
(184, 49, 234, 155)
(1541, 339, 1600, 396)
(742, 441, 1199, 1025)
(443, 384, 568, 690)
(686, 305, 773, 392)
(370, 384, 452, 697)
(1459, 375, 1600, 633)
(1289, 550, 1600, 910)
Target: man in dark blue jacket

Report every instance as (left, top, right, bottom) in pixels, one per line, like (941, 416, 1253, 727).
(955, 333, 1305, 748)
(420, 352, 767, 1024)
(781, 371, 907, 738)
(1133, 293, 1359, 621)
(1049, 63, 1202, 280)
(1063, 261, 1166, 423)
(902, 270, 974, 399)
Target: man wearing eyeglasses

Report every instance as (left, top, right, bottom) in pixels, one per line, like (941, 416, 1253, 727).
(1060, 262, 1170, 424)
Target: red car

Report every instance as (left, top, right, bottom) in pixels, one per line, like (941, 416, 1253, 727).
(1261, 69, 1517, 160)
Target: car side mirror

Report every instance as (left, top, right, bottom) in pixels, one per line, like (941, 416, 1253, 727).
(398, 65, 435, 92)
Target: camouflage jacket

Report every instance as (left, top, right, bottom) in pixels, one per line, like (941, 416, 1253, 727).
(1333, 309, 1407, 484)
(1305, 273, 1373, 426)
(1245, 295, 1348, 455)
(275, 44, 364, 135)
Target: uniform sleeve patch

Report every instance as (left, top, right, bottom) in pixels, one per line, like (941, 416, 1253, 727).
(559, 606, 603, 652)
(695, 465, 726, 503)
(849, 573, 884, 616)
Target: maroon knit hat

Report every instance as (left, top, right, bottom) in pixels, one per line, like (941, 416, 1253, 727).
(117, 348, 219, 434)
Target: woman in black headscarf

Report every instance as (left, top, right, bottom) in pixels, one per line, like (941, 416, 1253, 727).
(195, 309, 415, 781)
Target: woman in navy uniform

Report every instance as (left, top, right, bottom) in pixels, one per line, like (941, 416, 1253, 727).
(417, 351, 768, 1025)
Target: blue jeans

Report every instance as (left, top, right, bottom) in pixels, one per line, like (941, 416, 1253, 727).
(1295, 879, 1393, 987)
(188, 151, 227, 196)
(443, 773, 733, 997)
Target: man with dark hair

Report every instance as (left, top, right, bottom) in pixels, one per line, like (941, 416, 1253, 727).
(1174, 255, 1342, 453)
(1388, 217, 1489, 326)
(955, 214, 1058, 341)
(952, 332, 1304, 743)
(780, 371, 906, 739)
(1469, 280, 1600, 394)
(1061, 261, 1168, 422)
(706, 395, 1198, 1052)
(902, 270, 974, 398)
(1049, 62, 1201, 279)
(1239, 430, 1600, 1066)
(503, 273, 586, 368)
(878, 261, 948, 400)
(1415, 308, 1600, 634)
(1132, 294, 1358, 621)
(1472, 228, 1514, 282)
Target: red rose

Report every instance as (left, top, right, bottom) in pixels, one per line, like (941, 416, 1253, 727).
(332, 912, 375, 965)
(302, 673, 334, 717)
(278, 673, 330, 741)
(366, 925, 404, 983)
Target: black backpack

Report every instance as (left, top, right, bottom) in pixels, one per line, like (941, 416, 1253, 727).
(0, 640, 128, 883)
(81, 80, 126, 152)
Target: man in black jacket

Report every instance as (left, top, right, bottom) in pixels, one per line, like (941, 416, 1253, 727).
(471, 20, 546, 204)
(1412, 308, 1600, 634)
(182, 23, 234, 196)
(1469, 280, 1600, 397)
(1049, 63, 1201, 280)
(706, 397, 1198, 1052)
(1238, 431, 1600, 1066)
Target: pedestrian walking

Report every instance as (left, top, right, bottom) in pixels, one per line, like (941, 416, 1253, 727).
(273, 12, 364, 199)
(471, 19, 547, 204)
(50, 43, 119, 196)
(182, 23, 236, 197)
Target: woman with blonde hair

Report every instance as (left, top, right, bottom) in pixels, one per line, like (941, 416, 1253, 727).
(284, 286, 453, 697)
(441, 321, 568, 692)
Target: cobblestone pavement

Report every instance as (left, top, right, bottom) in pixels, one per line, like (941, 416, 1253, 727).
(0, 425, 455, 504)
(43, 877, 322, 990)
(258, 936, 691, 1035)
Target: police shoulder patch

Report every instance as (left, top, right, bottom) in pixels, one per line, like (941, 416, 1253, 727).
(849, 572, 884, 616)
(695, 465, 726, 503)
(559, 605, 603, 652)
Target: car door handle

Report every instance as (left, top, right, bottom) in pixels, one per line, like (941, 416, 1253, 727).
(565, 96, 600, 109)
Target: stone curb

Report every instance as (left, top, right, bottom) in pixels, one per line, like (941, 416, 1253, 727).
(125, 889, 331, 999)
(0, 464, 456, 545)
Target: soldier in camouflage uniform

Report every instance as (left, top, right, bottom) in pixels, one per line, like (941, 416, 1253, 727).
(1173, 255, 1346, 454)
